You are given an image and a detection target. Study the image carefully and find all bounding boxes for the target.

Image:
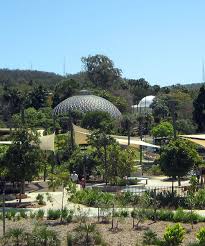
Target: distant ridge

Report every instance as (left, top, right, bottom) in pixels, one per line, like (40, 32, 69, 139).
(0, 68, 63, 87)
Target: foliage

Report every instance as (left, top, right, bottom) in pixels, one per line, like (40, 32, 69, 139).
(12, 107, 53, 132)
(72, 223, 105, 246)
(146, 164, 163, 176)
(47, 209, 61, 220)
(82, 54, 122, 88)
(69, 189, 114, 207)
(193, 85, 205, 131)
(29, 225, 60, 246)
(160, 138, 201, 182)
(36, 193, 46, 205)
(81, 110, 116, 133)
(151, 121, 174, 138)
(143, 229, 160, 245)
(2, 227, 26, 246)
(1, 128, 42, 194)
(176, 119, 197, 134)
(163, 223, 185, 246)
(131, 209, 147, 229)
(196, 227, 205, 245)
(52, 79, 79, 107)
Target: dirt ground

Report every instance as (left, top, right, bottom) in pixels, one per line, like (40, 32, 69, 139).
(0, 218, 203, 246)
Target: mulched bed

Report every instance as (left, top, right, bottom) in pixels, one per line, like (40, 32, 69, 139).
(0, 217, 203, 245)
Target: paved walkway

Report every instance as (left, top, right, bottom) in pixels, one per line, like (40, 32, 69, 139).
(2, 176, 196, 217)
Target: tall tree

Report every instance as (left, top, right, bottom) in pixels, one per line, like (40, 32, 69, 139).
(88, 130, 115, 184)
(81, 54, 122, 88)
(193, 85, 205, 132)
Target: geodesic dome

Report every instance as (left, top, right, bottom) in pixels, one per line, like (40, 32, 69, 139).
(138, 95, 155, 108)
(53, 93, 122, 119)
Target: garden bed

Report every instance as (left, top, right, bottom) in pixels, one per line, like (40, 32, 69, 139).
(0, 217, 204, 245)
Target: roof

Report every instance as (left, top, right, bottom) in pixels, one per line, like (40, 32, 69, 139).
(73, 124, 160, 148)
(138, 95, 155, 108)
(53, 94, 122, 119)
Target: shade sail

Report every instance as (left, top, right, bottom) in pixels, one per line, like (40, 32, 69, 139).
(73, 124, 160, 148)
(180, 134, 205, 148)
(0, 133, 55, 151)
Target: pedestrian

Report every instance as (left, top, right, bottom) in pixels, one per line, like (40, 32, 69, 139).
(80, 177, 86, 189)
(71, 171, 78, 183)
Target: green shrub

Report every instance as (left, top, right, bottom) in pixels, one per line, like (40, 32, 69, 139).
(196, 227, 205, 245)
(36, 209, 44, 219)
(19, 210, 27, 219)
(143, 229, 160, 245)
(173, 208, 202, 224)
(36, 193, 46, 205)
(47, 209, 61, 220)
(30, 211, 36, 219)
(157, 210, 174, 221)
(61, 208, 74, 223)
(69, 189, 114, 207)
(194, 189, 205, 209)
(163, 223, 185, 246)
(5, 208, 17, 220)
(147, 164, 163, 176)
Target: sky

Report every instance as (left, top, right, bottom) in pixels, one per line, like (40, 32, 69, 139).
(1, 0, 205, 86)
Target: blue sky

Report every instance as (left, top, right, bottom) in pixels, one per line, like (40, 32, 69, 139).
(1, 0, 205, 85)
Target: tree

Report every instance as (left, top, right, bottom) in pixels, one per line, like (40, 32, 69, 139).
(12, 107, 53, 132)
(193, 85, 205, 132)
(81, 111, 115, 133)
(176, 119, 197, 134)
(160, 138, 201, 186)
(81, 54, 122, 88)
(151, 96, 169, 122)
(151, 121, 174, 138)
(29, 85, 48, 109)
(1, 128, 42, 195)
(52, 79, 79, 107)
(88, 130, 115, 184)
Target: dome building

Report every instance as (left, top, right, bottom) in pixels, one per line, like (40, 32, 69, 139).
(132, 95, 155, 113)
(53, 91, 122, 119)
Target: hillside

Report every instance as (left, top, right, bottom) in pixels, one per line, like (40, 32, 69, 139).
(0, 69, 63, 88)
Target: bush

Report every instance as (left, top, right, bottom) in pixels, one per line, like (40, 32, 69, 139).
(30, 211, 36, 219)
(196, 227, 205, 245)
(69, 189, 114, 207)
(163, 223, 185, 246)
(36, 209, 44, 219)
(61, 207, 74, 223)
(36, 193, 46, 205)
(157, 210, 174, 221)
(19, 210, 27, 219)
(194, 189, 205, 209)
(47, 209, 61, 220)
(147, 164, 163, 176)
(173, 208, 202, 224)
(143, 229, 160, 245)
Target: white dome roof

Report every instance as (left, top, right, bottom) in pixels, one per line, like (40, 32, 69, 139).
(138, 95, 155, 108)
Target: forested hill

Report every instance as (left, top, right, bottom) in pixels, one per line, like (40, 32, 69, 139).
(0, 69, 63, 88)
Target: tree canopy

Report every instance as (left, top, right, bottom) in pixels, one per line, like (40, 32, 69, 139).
(81, 54, 122, 88)
(160, 138, 201, 182)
